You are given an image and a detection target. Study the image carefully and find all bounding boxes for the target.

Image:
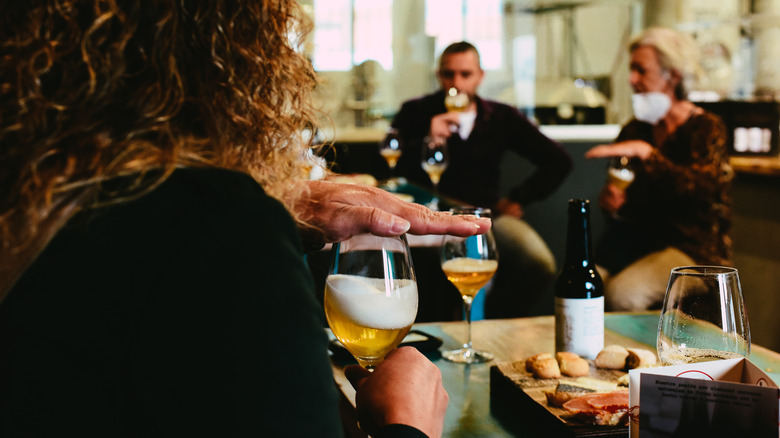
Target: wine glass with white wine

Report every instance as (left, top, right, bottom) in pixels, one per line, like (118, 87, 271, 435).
(421, 136, 448, 211)
(606, 156, 635, 192)
(440, 207, 498, 363)
(444, 87, 470, 113)
(324, 234, 418, 370)
(657, 266, 750, 365)
(379, 128, 403, 190)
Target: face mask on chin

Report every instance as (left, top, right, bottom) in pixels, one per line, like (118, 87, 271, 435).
(632, 92, 672, 125)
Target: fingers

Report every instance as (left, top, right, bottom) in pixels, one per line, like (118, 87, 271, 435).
(430, 113, 458, 139)
(345, 364, 371, 390)
(293, 180, 491, 243)
(585, 144, 616, 159)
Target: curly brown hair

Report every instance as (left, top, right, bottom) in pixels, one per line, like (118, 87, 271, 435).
(0, 0, 318, 298)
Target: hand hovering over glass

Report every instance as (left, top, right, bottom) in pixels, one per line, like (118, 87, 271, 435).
(288, 180, 491, 244)
(585, 139, 654, 161)
(345, 347, 448, 438)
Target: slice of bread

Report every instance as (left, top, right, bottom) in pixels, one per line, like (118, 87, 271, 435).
(556, 352, 590, 377)
(525, 353, 561, 379)
(594, 344, 629, 370)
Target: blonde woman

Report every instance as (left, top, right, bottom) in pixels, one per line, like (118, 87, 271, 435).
(0, 1, 493, 436)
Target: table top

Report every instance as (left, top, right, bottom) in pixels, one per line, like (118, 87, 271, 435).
(329, 312, 780, 437)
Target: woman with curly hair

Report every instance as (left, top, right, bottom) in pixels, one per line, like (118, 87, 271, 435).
(0, 1, 488, 436)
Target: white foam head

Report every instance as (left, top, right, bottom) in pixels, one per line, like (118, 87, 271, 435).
(608, 167, 635, 183)
(326, 274, 418, 329)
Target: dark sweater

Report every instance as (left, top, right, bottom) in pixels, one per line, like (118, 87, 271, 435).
(0, 168, 425, 438)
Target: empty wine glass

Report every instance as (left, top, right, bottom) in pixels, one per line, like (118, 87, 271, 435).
(324, 234, 418, 370)
(379, 128, 403, 190)
(421, 136, 448, 210)
(440, 207, 498, 364)
(657, 266, 750, 365)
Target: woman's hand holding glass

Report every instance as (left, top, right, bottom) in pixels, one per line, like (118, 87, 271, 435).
(325, 234, 418, 370)
(657, 266, 751, 365)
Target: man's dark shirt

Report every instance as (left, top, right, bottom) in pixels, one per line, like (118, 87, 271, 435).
(392, 90, 572, 209)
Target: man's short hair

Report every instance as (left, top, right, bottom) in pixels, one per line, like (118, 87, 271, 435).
(438, 41, 481, 71)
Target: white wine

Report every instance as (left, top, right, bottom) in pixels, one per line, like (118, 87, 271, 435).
(659, 345, 744, 365)
(324, 274, 417, 367)
(555, 199, 604, 360)
(442, 257, 498, 298)
(380, 148, 401, 169)
(422, 162, 446, 184)
(607, 167, 635, 190)
(444, 87, 469, 112)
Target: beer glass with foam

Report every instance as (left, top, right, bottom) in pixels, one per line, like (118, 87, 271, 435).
(440, 207, 498, 363)
(325, 234, 418, 370)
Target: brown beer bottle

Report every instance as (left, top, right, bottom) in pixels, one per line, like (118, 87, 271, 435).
(554, 199, 604, 359)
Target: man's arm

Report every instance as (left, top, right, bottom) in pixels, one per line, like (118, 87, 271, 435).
(504, 108, 573, 205)
(391, 96, 445, 188)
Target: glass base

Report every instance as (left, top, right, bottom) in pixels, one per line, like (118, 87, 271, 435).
(442, 347, 493, 364)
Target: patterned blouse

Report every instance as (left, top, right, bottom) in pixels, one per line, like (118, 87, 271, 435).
(596, 111, 733, 272)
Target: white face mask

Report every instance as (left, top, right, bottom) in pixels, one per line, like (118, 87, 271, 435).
(632, 92, 672, 124)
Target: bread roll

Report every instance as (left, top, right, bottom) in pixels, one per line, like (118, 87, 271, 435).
(556, 352, 590, 377)
(594, 345, 629, 370)
(526, 353, 561, 379)
(626, 347, 657, 369)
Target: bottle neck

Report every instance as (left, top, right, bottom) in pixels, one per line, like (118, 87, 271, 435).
(563, 202, 594, 269)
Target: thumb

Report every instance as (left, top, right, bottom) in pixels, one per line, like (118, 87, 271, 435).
(344, 364, 371, 390)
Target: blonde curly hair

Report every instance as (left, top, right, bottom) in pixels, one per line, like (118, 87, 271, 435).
(0, 0, 318, 298)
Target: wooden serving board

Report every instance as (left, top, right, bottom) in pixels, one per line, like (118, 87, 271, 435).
(489, 360, 629, 437)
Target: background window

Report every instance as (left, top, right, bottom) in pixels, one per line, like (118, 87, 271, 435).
(425, 0, 503, 70)
(313, 0, 393, 71)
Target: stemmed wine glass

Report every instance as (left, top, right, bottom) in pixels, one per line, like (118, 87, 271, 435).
(421, 136, 448, 210)
(440, 207, 498, 363)
(324, 234, 419, 370)
(379, 128, 403, 190)
(606, 156, 635, 192)
(444, 87, 470, 113)
(657, 266, 751, 365)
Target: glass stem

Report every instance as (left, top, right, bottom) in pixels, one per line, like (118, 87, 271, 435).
(430, 183, 440, 210)
(462, 295, 474, 350)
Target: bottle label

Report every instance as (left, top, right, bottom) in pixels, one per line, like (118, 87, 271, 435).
(555, 296, 604, 359)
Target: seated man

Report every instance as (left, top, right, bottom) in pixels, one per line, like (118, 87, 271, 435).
(391, 41, 573, 318)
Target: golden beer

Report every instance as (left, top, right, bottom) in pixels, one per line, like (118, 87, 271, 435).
(324, 274, 417, 368)
(422, 162, 446, 184)
(607, 167, 635, 191)
(380, 148, 402, 169)
(444, 87, 469, 112)
(442, 257, 498, 298)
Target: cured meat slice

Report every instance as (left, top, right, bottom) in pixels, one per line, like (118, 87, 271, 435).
(561, 395, 595, 413)
(562, 390, 630, 426)
(586, 390, 629, 413)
